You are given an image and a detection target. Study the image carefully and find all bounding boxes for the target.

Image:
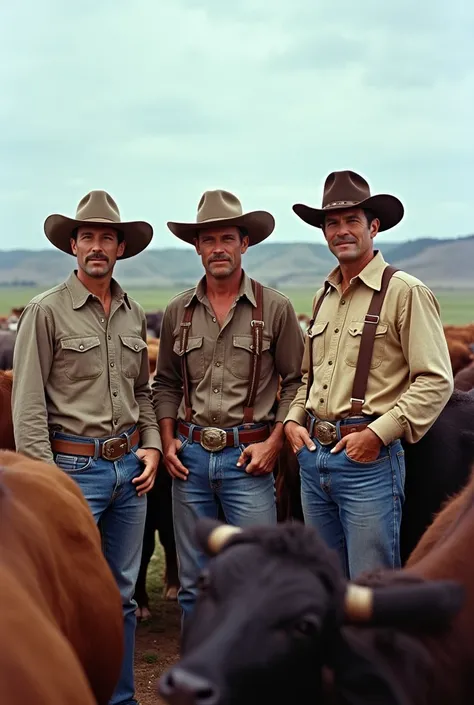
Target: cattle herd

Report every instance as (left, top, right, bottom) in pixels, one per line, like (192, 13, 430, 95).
(3, 305, 474, 704)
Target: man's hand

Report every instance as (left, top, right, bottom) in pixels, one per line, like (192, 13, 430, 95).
(236, 436, 282, 476)
(330, 428, 383, 463)
(132, 448, 161, 496)
(163, 438, 189, 481)
(284, 421, 316, 454)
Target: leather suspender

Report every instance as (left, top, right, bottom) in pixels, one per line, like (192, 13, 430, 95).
(178, 279, 264, 425)
(305, 264, 398, 415)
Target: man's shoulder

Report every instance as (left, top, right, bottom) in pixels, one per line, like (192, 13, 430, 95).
(259, 282, 293, 308)
(163, 287, 196, 314)
(25, 282, 69, 312)
(390, 268, 432, 293)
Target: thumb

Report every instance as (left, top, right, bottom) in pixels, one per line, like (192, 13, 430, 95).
(236, 446, 250, 467)
(330, 436, 347, 454)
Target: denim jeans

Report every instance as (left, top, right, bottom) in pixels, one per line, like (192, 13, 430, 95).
(172, 423, 277, 625)
(52, 427, 146, 705)
(297, 420, 406, 579)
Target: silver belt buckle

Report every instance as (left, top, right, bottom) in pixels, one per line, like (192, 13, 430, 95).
(314, 421, 337, 446)
(200, 427, 227, 452)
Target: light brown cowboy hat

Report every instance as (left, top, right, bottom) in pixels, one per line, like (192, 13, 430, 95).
(167, 189, 275, 246)
(293, 170, 404, 232)
(44, 190, 153, 259)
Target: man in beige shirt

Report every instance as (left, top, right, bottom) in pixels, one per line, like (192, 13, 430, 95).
(153, 189, 304, 624)
(12, 190, 161, 705)
(284, 170, 453, 578)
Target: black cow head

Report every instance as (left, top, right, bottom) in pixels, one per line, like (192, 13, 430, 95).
(159, 520, 464, 705)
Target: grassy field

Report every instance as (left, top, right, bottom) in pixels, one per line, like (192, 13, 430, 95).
(1, 286, 473, 324)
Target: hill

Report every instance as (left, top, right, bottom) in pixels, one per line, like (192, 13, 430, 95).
(0, 234, 473, 290)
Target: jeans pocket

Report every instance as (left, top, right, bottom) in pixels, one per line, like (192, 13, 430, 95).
(54, 453, 92, 473)
(177, 434, 189, 455)
(343, 447, 387, 466)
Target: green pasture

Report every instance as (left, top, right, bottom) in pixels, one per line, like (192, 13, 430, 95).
(1, 286, 473, 325)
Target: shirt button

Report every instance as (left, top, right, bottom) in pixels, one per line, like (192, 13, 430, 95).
(113, 419, 118, 425)
(108, 335, 111, 340)
(134, 344, 139, 350)
(213, 388, 219, 393)
(110, 362, 115, 367)
(212, 317, 217, 322)
(319, 398, 324, 403)
(79, 344, 84, 350)
(212, 417, 218, 422)
(334, 328, 339, 333)
(323, 384, 328, 389)
(113, 391, 118, 397)
(341, 300, 346, 305)
(215, 362, 221, 367)
(328, 360, 333, 365)
(100, 318, 105, 323)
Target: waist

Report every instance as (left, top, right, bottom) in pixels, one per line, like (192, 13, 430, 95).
(50, 425, 139, 461)
(177, 420, 270, 452)
(305, 412, 378, 446)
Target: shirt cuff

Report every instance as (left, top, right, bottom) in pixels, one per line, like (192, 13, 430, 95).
(140, 428, 163, 453)
(154, 403, 180, 423)
(368, 412, 404, 446)
(283, 406, 307, 426)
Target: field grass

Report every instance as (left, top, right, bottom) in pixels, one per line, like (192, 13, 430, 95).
(1, 286, 473, 324)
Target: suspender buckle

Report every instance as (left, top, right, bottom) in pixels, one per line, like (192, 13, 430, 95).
(350, 397, 365, 404)
(364, 314, 380, 324)
(250, 320, 264, 327)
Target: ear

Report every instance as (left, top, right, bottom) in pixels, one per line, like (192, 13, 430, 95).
(193, 237, 201, 255)
(369, 218, 380, 239)
(117, 240, 126, 257)
(195, 518, 242, 556)
(240, 235, 249, 254)
(70, 237, 78, 255)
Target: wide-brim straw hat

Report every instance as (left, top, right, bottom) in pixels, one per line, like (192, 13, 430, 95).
(167, 189, 275, 245)
(293, 170, 404, 232)
(44, 190, 153, 259)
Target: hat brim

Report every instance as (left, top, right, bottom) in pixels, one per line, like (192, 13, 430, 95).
(43, 215, 153, 259)
(167, 210, 275, 246)
(292, 194, 404, 232)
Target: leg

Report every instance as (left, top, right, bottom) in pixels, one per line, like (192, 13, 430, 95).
(99, 449, 147, 705)
(172, 436, 219, 625)
(133, 488, 158, 617)
(334, 440, 406, 579)
(297, 444, 348, 576)
(155, 466, 180, 599)
(52, 451, 114, 523)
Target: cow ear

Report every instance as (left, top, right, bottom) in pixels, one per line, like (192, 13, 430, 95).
(195, 518, 243, 556)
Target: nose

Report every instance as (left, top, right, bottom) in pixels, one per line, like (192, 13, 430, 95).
(158, 667, 220, 705)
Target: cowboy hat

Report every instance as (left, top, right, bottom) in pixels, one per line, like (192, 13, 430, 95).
(44, 190, 153, 259)
(167, 189, 275, 246)
(292, 170, 404, 232)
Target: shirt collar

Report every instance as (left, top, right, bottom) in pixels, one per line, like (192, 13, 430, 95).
(184, 270, 257, 308)
(325, 250, 387, 292)
(66, 271, 130, 310)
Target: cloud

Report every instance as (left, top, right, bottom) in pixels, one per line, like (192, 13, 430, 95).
(0, 0, 472, 254)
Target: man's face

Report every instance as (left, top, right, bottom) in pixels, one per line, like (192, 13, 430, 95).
(323, 207, 379, 263)
(194, 226, 249, 279)
(70, 225, 125, 278)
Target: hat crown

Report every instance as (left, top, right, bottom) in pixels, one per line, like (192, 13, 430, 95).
(322, 170, 372, 209)
(75, 190, 121, 224)
(196, 189, 244, 225)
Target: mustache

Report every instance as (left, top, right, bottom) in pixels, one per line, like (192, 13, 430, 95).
(332, 236, 357, 246)
(209, 256, 231, 263)
(86, 254, 109, 262)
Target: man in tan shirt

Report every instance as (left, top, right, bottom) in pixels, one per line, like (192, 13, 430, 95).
(12, 190, 161, 705)
(153, 189, 304, 624)
(284, 170, 453, 578)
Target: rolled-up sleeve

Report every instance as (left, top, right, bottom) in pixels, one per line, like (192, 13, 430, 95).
(273, 300, 305, 423)
(12, 303, 55, 463)
(152, 305, 184, 421)
(368, 285, 454, 445)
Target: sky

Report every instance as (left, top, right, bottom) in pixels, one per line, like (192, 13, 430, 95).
(0, 0, 472, 251)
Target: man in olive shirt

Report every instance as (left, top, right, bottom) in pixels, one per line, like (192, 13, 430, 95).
(153, 189, 304, 623)
(12, 190, 162, 705)
(285, 170, 453, 578)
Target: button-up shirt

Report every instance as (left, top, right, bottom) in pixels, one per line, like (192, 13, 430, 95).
(285, 251, 454, 444)
(153, 271, 304, 428)
(12, 271, 161, 463)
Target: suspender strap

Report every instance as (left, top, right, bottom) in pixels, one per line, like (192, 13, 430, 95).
(349, 265, 398, 415)
(243, 279, 264, 425)
(305, 283, 331, 404)
(179, 299, 197, 422)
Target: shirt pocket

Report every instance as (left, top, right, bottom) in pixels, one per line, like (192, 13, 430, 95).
(344, 320, 389, 369)
(173, 335, 205, 382)
(60, 335, 103, 381)
(231, 334, 273, 380)
(119, 335, 148, 379)
(308, 321, 329, 367)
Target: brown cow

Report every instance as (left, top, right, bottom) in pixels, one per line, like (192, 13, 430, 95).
(454, 360, 474, 392)
(0, 450, 123, 705)
(0, 370, 14, 450)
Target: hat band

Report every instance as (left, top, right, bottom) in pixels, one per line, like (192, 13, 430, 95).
(323, 200, 361, 209)
(81, 216, 119, 224)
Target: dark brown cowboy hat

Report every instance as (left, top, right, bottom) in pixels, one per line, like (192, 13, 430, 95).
(44, 190, 153, 259)
(167, 189, 275, 246)
(293, 170, 404, 232)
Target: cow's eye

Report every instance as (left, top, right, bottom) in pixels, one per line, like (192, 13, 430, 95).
(293, 615, 321, 637)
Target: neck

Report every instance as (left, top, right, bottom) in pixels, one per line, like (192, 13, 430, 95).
(205, 267, 243, 300)
(339, 250, 375, 289)
(76, 269, 113, 303)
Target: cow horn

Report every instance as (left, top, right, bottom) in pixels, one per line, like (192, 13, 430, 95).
(344, 583, 374, 622)
(207, 525, 242, 554)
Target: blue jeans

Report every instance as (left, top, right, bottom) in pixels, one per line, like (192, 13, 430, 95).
(298, 422, 406, 579)
(52, 428, 146, 705)
(172, 423, 277, 624)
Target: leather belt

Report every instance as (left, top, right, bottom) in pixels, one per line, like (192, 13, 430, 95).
(177, 421, 270, 453)
(51, 427, 140, 461)
(305, 414, 371, 446)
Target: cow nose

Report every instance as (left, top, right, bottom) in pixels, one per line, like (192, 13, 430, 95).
(158, 666, 220, 705)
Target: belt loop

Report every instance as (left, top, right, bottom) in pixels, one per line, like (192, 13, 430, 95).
(126, 430, 131, 453)
(335, 420, 342, 441)
(93, 439, 100, 461)
(307, 413, 315, 438)
(187, 424, 195, 444)
(232, 426, 239, 447)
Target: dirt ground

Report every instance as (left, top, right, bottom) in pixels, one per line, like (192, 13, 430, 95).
(133, 546, 181, 705)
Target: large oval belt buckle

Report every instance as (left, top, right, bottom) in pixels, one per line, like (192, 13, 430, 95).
(314, 421, 337, 446)
(201, 427, 227, 452)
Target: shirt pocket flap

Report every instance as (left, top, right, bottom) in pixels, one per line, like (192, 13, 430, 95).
(233, 334, 271, 353)
(348, 321, 388, 337)
(60, 335, 101, 353)
(308, 321, 329, 338)
(119, 335, 148, 352)
(173, 336, 204, 357)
